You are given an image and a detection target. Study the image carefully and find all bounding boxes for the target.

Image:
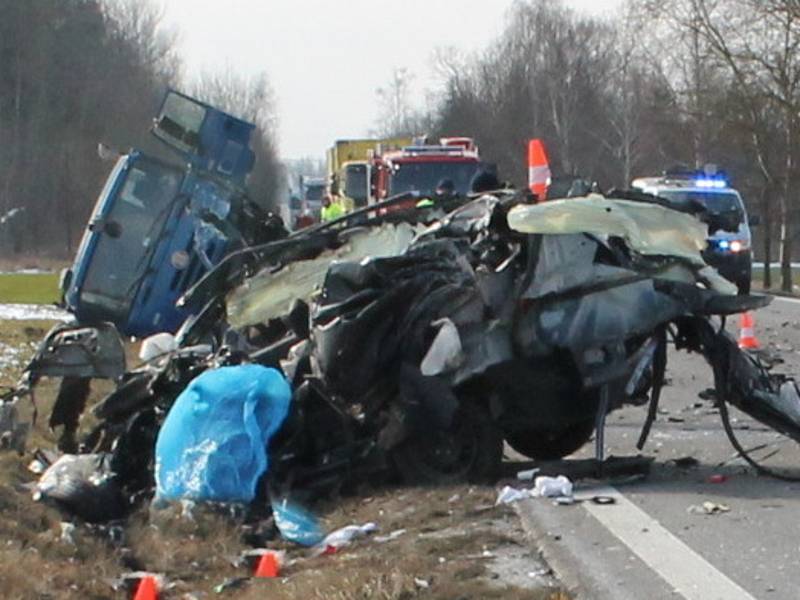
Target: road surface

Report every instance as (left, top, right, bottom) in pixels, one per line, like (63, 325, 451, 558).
(516, 295, 800, 599)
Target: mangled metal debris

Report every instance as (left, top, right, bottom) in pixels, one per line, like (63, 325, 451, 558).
(7, 187, 800, 525)
(225, 221, 420, 329)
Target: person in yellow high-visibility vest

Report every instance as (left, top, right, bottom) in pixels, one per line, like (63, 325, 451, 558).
(321, 193, 345, 222)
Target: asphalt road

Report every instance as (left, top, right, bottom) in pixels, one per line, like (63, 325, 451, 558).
(516, 295, 800, 600)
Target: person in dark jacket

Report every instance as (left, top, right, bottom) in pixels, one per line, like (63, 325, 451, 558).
(469, 170, 500, 194)
(434, 178, 456, 200)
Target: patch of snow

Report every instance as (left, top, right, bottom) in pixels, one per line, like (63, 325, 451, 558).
(0, 269, 55, 275)
(0, 341, 24, 369)
(0, 303, 71, 321)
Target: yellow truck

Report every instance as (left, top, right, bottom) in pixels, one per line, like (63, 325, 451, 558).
(326, 137, 412, 209)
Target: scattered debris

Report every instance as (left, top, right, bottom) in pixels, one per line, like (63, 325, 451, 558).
(312, 522, 378, 555)
(516, 468, 540, 481)
(414, 577, 431, 589)
(532, 475, 573, 499)
(698, 388, 717, 401)
(553, 496, 577, 506)
(33, 453, 127, 522)
(213, 577, 249, 594)
(688, 501, 731, 515)
(0, 401, 28, 452)
(669, 456, 700, 469)
(374, 529, 407, 543)
(590, 496, 616, 505)
(59, 521, 76, 545)
(496, 486, 531, 506)
(271, 499, 325, 546)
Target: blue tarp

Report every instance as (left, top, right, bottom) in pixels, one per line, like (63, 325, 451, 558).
(155, 364, 291, 503)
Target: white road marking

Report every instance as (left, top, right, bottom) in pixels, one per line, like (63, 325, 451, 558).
(576, 486, 757, 600)
(773, 295, 800, 307)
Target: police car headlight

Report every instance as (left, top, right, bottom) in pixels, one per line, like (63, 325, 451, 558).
(729, 240, 749, 253)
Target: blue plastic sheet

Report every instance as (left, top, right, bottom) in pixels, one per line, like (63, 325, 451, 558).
(155, 365, 291, 503)
(271, 498, 325, 546)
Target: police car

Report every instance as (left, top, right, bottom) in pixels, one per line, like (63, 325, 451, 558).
(631, 170, 755, 294)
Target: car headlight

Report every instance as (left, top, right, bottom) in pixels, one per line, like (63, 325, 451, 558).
(716, 239, 749, 252)
(729, 239, 749, 253)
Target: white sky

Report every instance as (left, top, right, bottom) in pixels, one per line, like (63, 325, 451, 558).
(160, 0, 622, 160)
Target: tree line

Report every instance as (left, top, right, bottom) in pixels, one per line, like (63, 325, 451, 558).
(0, 0, 281, 259)
(379, 0, 799, 291)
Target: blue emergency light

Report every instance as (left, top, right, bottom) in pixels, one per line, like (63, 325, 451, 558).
(695, 178, 727, 188)
(694, 177, 727, 188)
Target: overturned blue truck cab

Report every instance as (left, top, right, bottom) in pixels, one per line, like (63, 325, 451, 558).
(61, 90, 277, 338)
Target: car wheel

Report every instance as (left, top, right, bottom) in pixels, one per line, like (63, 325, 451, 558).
(392, 402, 503, 485)
(504, 419, 596, 461)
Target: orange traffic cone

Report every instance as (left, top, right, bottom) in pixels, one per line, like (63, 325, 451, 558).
(254, 551, 281, 578)
(133, 576, 158, 600)
(527, 139, 552, 201)
(738, 311, 760, 349)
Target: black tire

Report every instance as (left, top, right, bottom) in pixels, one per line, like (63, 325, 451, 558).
(392, 402, 503, 485)
(505, 419, 595, 461)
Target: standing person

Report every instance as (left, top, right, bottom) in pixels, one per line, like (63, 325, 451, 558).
(433, 178, 456, 204)
(469, 170, 501, 194)
(321, 193, 345, 222)
(417, 178, 456, 208)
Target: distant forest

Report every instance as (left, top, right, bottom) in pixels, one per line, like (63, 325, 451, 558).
(4, 0, 800, 291)
(378, 1, 800, 291)
(0, 0, 281, 259)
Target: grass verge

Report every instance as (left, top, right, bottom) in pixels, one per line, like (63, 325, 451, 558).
(0, 273, 60, 304)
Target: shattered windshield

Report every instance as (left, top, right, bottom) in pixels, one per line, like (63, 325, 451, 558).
(80, 158, 182, 319)
(389, 160, 480, 197)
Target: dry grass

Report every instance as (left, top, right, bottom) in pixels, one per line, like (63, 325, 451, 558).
(0, 321, 51, 388)
(0, 320, 570, 599)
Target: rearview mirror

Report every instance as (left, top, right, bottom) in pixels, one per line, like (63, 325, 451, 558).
(749, 214, 761, 226)
(103, 220, 122, 238)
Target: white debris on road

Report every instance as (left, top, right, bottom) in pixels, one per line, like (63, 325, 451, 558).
(0, 303, 70, 321)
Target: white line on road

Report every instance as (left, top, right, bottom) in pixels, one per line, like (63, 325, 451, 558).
(773, 295, 800, 307)
(577, 486, 757, 600)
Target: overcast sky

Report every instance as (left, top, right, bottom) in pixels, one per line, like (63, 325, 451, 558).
(160, 0, 623, 160)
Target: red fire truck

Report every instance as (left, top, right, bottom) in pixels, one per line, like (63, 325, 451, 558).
(370, 137, 484, 207)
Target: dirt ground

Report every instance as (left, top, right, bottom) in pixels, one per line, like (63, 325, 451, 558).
(0, 319, 568, 599)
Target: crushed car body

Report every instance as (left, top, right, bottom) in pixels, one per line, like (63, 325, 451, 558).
(5, 186, 800, 522)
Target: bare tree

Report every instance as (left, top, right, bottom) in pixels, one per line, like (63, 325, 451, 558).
(374, 67, 421, 136)
(650, 0, 800, 291)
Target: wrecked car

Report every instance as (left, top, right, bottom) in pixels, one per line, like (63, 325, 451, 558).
(6, 186, 800, 522)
